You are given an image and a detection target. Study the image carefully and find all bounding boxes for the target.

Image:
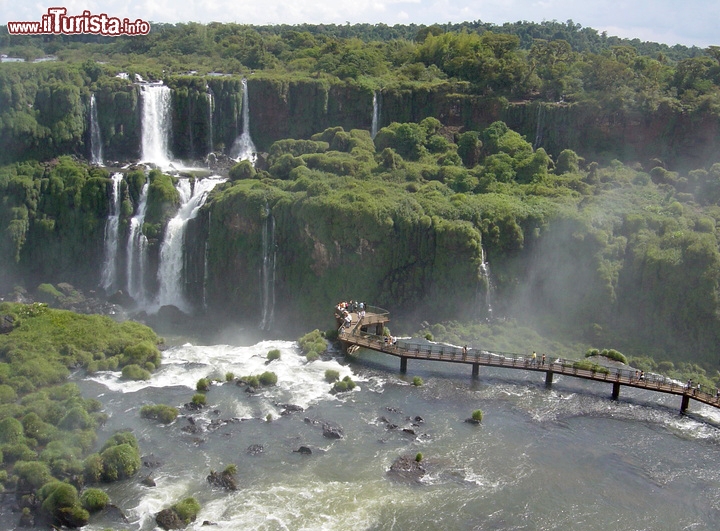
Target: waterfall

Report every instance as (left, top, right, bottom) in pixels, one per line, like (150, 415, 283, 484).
(533, 104, 545, 150)
(99, 173, 123, 293)
(156, 177, 224, 313)
(371, 90, 381, 139)
(140, 83, 173, 168)
(90, 93, 104, 165)
(479, 246, 495, 319)
(126, 179, 150, 306)
(230, 78, 256, 164)
(259, 205, 276, 330)
(207, 89, 214, 154)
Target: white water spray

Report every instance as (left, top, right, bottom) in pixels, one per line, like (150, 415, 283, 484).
(533, 104, 545, 150)
(479, 246, 495, 318)
(207, 89, 214, 154)
(90, 93, 104, 165)
(155, 177, 225, 313)
(230, 78, 256, 164)
(259, 206, 276, 330)
(126, 179, 149, 305)
(371, 90, 381, 139)
(100, 173, 123, 293)
(140, 83, 173, 168)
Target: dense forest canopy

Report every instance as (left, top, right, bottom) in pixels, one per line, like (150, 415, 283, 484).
(0, 19, 716, 105)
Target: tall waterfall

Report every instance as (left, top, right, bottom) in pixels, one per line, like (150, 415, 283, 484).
(90, 93, 104, 165)
(533, 104, 545, 150)
(99, 173, 123, 293)
(140, 83, 173, 167)
(371, 90, 381, 139)
(479, 246, 495, 319)
(230, 78, 256, 164)
(126, 179, 150, 306)
(259, 206, 276, 330)
(156, 177, 224, 313)
(207, 90, 214, 154)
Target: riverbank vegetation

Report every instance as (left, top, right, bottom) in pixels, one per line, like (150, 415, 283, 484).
(0, 302, 161, 526)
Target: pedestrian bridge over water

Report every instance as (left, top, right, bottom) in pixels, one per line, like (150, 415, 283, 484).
(335, 306, 720, 414)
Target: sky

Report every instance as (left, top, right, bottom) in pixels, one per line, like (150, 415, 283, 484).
(1, 0, 718, 48)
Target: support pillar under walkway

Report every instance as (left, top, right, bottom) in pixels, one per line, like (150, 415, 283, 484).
(545, 371, 553, 386)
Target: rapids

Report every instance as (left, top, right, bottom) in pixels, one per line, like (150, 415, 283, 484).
(71, 338, 720, 531)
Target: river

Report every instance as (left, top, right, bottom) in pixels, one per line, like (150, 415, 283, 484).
(66, 337, 720, 531)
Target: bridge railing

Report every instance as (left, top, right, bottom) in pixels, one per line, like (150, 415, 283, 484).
(342, 330, 720, 403)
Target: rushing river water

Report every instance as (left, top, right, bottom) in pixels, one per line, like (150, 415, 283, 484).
(65, 337, 720, 531)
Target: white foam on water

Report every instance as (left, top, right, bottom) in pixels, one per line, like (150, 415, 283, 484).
(87, 341, 357, 410)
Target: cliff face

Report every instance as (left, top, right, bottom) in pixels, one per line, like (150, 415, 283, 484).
(197, 182, 485, 329)
(3, 66, 719, 169)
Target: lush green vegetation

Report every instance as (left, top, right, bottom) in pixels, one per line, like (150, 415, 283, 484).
(298, 329, 327, 360)
(140, 404, 179, 424)
(324, 369, 340, 383)
(2, 20, 720, 166)
(267, 348, 281, 361)
(332, 375, 357, 393)
(586, 348, 628, 364)
(412, 376, 423, 386)
(471, 409, 484, 422)
(196, 377, 211, 392)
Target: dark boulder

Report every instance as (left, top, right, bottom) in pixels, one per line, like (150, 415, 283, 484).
(207, 470, 237, 491)
(246, 444, 264, 456)
(322, 423, 344, 439)
(387, 454, 426, 483)
(294, 446, 312, 455)
(156, 508, 184, 530)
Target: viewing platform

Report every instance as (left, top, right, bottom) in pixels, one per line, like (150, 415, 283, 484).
(334, 307, 720, 415)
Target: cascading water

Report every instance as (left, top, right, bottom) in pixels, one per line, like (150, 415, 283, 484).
(533, 104, 545, 150)
(230, 78, 257, 164)
(126, 180, 150, 306)
(259, 206, 277, 330)
(140, 83, 173, 168)
(206, 89, 214, 154)
(479, 246, 495, 319)
(155, 177, 225, 313)
(371, 90, 381, 139)
(89, 93, 104, 165)
(99, 173, 123, 293)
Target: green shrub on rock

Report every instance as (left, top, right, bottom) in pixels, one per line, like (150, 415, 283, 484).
(324, 369, 340, 383)
(121, 364, 151, 381)
(140, 404, 179, 424)
(0, 384, 17, 404)
(99, 443, 141, 481)
(191, 393, 206, 406)
(173, 496, 201, 523)
(13, 460, 52, 491)
(196, 378, 210, 392)
(58, 406, 95, 430)
(0, 417, 24, 444)
(39, 481, 89, 528)
(80, 487, 109, 513)
(259, 371, 277, 386)
(298, 329, 326, 356)
(267, 349, 281, 361)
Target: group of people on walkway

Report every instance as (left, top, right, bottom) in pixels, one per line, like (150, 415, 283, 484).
(335, 300, 368, 332)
